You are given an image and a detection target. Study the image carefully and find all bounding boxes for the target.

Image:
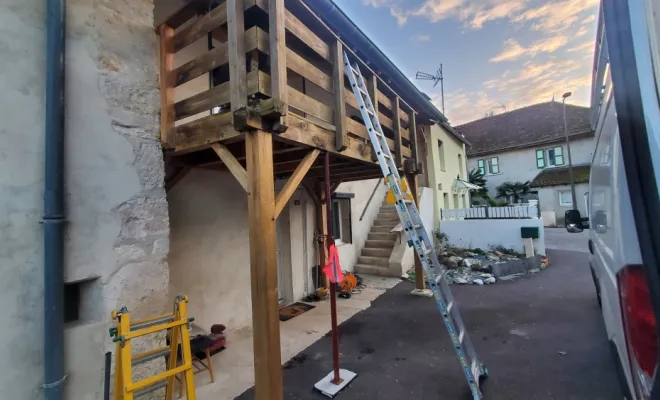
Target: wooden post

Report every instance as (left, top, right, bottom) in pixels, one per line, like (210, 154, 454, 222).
(158, 24, 175, 148)
(227, 0, 247, 116)
(269, 0, 288, 116)
(332, 40, 347, 151)
(392, 97, 402, 168)
(274, 149, 320, 218)
(408, 173, 425, 290)
(409, 111, 418, 165)
(367, 74, 377, 109)
(245, 130, 283, 400)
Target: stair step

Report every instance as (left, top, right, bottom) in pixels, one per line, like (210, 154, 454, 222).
(365, 239, 395, 249)
(362, 247, 391, 257)
(377, 213, 399, 221)
(354, 264, 399, 277)
(373, 220, 398, 227)
(368, 232, 397, 241)
(371, 225, 395, 233)
(358, 256, 390, 267)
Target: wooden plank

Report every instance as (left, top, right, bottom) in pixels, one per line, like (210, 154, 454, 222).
(281, 114, 373, 162)
(159, 24, 176, 148)
(174, 81, 230, 121)
(248, 70, 270, 95)
(344, 117, 396, 151)
(172, 3, 228, 52)
(174, 111, 241, 150)
(376, 90, 409, 124)
(245, 130, 283, 400)
(367, 75, 377, 109)
(343, 90, 393, 130)
(286, 48, 332, 93)
(284, 9, 331, 61)
(274, 149, 321, 218)
(172, 26, 267, 87)
(288, 87, 333, 123)
(392, 96, 402, 167)
(211, 143, 249, 192)
(269, 0, 288, 115)
(409, 111, 418, 162)
(332, 40, 347, 151)
(228, 0, 247, 113)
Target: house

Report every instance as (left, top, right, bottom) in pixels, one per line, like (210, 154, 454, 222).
(457, 101, 596, 226)
(419, 121, 472, 228)
(1, 1, 463, 399)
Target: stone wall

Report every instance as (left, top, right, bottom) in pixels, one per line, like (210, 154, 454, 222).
(0, 1, 169, 399)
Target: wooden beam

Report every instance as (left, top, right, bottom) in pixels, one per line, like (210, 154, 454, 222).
(286, 48, 332, 92)
(172, 3, 228, 52)
(330, 180, 343, 194)
(269, 0, 288, 116)
(174, 111, 241, 151)
(274, 149, 320, 218)
(392, 96, 402, 168)
(245, 130, 283, 400)
(367, 74, 377, 110)
(159, 24, 175, 148)
(285, 9, 330, 61)
(332, 40, 347, 152)
(407, 172, 425, 290)
(227, 0, 247, 117)
(409, 112, 418, 163)
(211, 143, 249, 192)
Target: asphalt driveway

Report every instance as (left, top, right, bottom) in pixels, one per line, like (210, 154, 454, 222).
(237, 249, 623, 399)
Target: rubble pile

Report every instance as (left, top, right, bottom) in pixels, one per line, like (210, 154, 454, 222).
(438, 249, 545, 285)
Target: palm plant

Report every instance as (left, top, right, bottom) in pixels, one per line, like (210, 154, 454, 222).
(468, 168, 489, 199)
(495, 181, 531, 203)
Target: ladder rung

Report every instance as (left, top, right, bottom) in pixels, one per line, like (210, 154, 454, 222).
(128, 363, 192, 393)
(458, 329, 465, 343)
(131, 315, 175, 331)
(351, 67, 360, 76)
(447, 301, 454, 313)
(133, 347, 171, 366)
(134, 380, 168, 398)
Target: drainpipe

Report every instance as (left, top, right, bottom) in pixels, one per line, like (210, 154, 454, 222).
(43, 0, 66, 399)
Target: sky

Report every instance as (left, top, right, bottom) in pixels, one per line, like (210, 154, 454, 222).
(333, 0, 600, 125)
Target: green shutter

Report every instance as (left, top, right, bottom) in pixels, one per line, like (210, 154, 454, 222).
(554, 147, 564, 165)
(536, 149, 545, 168)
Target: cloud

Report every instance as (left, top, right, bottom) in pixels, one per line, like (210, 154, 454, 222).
(490, 36, 569, 62)
(582, 14, 596, 25)
(412, 33, 431, 42)
(413, 0, 526, 28)
(567, 40, 595, 53)
(513, 0, 599, 33)
(446, 59, 591, 124)
(391, 8, 409, 25)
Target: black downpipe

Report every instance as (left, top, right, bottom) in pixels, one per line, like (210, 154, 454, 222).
(43, 0, 66, 399)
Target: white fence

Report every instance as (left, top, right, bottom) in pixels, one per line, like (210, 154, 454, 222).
(440, 204, 539, 220)
(440, 219, 546, 255)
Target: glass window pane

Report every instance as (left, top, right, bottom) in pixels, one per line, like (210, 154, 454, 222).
(555, 155, 564, 165)
(537, 158, 545, 168)
(554, 146, 563, 156)
(491, 157, 498, 166)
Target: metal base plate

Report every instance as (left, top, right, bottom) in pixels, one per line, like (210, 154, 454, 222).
(314, 369, 357, 398)
(410, 288, 434, 297)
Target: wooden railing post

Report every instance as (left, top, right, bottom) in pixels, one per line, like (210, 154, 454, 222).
(409, 111, 418, 166)
(332, 40, 347, 151)
(158, 24, 175, 148)
(392, 97, 402, 168)
(227, 0, 247, 129)
(269, 0, 288, 116)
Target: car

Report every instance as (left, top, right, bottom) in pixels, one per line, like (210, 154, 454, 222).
(565, 1, 660, 399)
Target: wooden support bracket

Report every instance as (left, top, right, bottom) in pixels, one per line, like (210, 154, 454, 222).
(211, 143, 249, 192)
(159, 24, 175, 149)
(274, 149, 320, 218)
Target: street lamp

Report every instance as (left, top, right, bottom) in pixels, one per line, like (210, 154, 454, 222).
(562, 92, 578, 209)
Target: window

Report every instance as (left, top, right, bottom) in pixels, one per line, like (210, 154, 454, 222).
(443, 193, 450, 209)
(536, 147, 564, 168)
(548, 146, 564, 166)
(331, 197, 352, 244)
(453, 194, 459, 209)
(536, 149, 546, 168)
(461, 194, 466, 208)
(559, 190, 573, 207)
(477, 159, 485, 175)
(487, 157, 499, 174)
(437, 140, 446, 171)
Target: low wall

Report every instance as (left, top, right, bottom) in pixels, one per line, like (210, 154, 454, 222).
(440, 219, 546, 255)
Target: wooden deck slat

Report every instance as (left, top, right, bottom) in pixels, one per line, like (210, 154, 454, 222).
(172, 26, 267, 87)
(173, 112, 240, 150)
(286, 48, 332, 93)
(288, 87, 333, 123)
(175, 81, 230, 121)
(285, 9, 330, 61)
(172, 3, 228, 52)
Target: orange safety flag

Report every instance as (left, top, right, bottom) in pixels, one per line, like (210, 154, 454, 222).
(323, 244, 344, 284)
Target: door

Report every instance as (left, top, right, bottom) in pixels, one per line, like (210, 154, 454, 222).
(275, 204, 291, 304)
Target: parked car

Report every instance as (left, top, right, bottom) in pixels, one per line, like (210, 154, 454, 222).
(565, 1, 660, 399)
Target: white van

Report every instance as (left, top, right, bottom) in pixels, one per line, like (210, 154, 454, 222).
(565, 1, 660, 399)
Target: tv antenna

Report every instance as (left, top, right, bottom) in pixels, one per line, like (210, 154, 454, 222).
(416, 64, 444, 114)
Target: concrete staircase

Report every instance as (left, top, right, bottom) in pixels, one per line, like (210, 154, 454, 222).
(354, 201, 401, 277)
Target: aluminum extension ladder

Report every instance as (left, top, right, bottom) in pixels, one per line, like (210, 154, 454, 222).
(343, 51, 488, 399)
(109, 295, 196, 400)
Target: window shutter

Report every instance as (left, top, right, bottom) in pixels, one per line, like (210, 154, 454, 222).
(536, 149, 546, 168)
